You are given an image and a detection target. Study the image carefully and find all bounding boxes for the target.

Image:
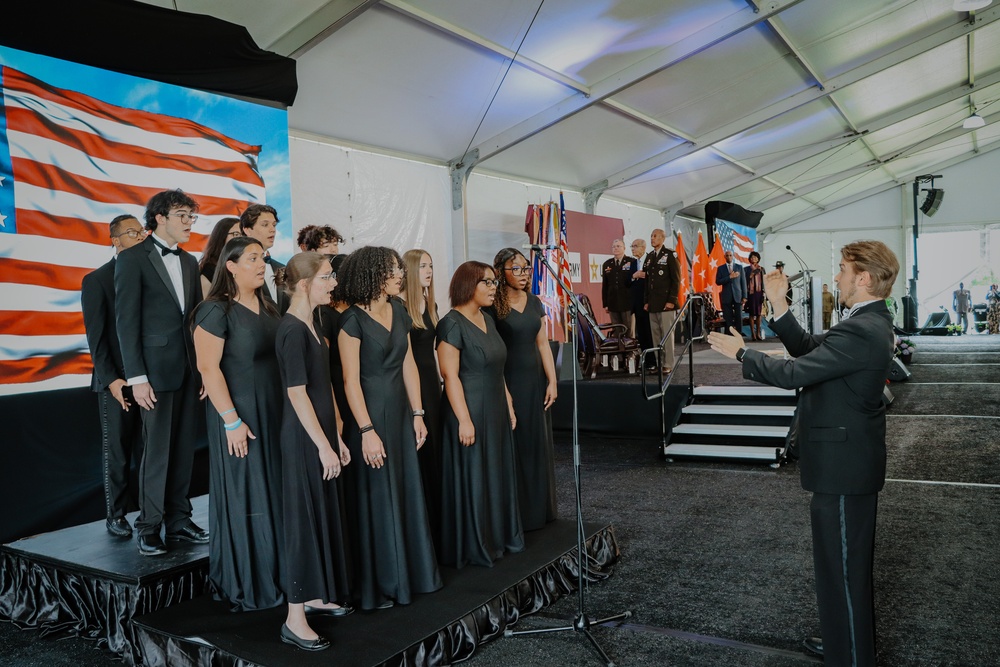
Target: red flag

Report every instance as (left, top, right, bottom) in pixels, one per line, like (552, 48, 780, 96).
(675, 232, 689, 308)
(708, 234, 728, 311)
(691, 231, 710, 294)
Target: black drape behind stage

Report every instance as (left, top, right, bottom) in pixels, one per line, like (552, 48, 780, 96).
(0, 388, 209, 544)
(3, 0, 297, 107)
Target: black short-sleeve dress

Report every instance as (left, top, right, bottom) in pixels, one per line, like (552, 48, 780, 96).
(275, 314, 350, 605)
(491, 292, 558, 531)
(339, 299, 442, 609)
(437, 309, 524, 568)
(194, 300, 284, 611)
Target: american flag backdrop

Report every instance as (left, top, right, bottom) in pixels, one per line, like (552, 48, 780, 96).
(715, 219, 756, 265)
(0, 63, 273, 395)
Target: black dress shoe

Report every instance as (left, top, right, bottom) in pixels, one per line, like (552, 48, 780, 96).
(802, 636, 823, 656)
(106, 517, 133, 538)
(137, 534, 167, 556)
(166, 522, 209, 544)
(305, 603, 354, 617)
(280, 624, 330, 651)
(375, 599, 395, 610)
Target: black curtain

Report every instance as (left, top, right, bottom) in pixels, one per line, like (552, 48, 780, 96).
(2, 0, 297, 107)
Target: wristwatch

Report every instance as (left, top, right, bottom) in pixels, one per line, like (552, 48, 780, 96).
(735, 347, 747, 363)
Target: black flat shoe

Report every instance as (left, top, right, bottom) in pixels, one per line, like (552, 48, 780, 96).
(106, 517, 132, 538)
(375, 599, 395, 610)
(305, 603, 354, 617)
(137, 533, 167, 556)
(166, 522, 209, 544)
(280, 624, 330, 651)
(802, 636, 823, 656)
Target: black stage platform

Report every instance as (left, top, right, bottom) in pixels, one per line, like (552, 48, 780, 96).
(551, 373, 689, 437)
(133, 520, 618, 667)
(0, 496, 211, 666)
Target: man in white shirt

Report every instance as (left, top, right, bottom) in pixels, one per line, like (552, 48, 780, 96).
(239, 203, 287, 312)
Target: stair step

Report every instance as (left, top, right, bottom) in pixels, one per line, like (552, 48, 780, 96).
(664, 444, 782, 461)
(682, 404, 796, 417)
(672, 423, 789, 438)
(694, 385, 796, 397)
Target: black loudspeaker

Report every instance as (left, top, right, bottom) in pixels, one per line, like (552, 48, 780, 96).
(902, 295, 918, 332)
(920, 188, 944, 216)
(705, 200, 764, 230)
(887, 357, 912, 382)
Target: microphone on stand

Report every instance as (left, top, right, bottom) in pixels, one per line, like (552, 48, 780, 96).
(522, 243, 561, 251)
(785, 244, 810, 272)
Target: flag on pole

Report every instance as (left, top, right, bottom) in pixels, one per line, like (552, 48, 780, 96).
(557, 192, 572, 309)
(0, 65, 266, 395)
(675, 232, 689, 308)
(715, 219, 755, 264)
(707, 233, 727, 311)
(691, 231, 710, 294)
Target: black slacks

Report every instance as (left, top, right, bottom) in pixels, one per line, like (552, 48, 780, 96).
(720, 297, 743, 335)
(98, 388, 143, 519)
(135, 374, 197, 536)
(810, 492, 878, 667)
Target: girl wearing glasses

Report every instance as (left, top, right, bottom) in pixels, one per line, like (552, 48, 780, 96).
(400, 248, 443, 550)
(198, 217, 241, 296)
(491, 248, 558, 532)
(438, 261, 524, 568)
(338, 246, 442, 610)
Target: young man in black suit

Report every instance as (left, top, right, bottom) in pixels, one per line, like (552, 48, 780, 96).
(115, 189, 208, 556)
(81, 214, 147, 538)
(708, 240, 899, 667)
(239, 203, 287, 312)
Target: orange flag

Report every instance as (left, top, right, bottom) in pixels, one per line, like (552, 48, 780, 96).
(675, 232, 689, 308)
(708, 233, 727, 311)
(691, 231, 710, 294)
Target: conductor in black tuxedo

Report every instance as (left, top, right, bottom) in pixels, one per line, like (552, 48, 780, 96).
(239, 203, 288, 313)
(708, 240, 899, 667)
(81, 214, 147, 538)
(714, 249, 747, 336)
(116, 189, 208, 556)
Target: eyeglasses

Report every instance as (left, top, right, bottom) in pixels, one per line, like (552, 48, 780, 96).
(506, 266, 532, 276)
(479, 279, 500, 287)
(114, 228, 146, 239)
(168, 211, 199, 223)
(390, 266, 406, 277)
(227, 229, 242, 238)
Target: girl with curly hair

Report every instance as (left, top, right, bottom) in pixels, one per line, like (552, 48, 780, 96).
(338, 246, 442, 609)
(491, 247, 558, 531)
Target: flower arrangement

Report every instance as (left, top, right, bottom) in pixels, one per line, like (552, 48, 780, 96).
(895, 336, 916, 358)
(946, 324, 963, 335)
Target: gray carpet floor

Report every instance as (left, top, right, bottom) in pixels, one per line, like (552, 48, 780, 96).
(2, 333, 999, 666)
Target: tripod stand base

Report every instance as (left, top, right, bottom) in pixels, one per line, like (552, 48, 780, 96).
(505, 610, 632, 667)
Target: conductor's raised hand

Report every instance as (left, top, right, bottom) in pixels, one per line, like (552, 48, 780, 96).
(707, 327, 746, 360)
(763, 270, 789, 308)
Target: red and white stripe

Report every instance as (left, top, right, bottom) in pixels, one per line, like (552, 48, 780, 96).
(0, 66, 265, 395)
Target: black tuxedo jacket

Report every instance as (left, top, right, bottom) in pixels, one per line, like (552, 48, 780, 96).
(114, 236, 202, 392)
(81, 258, 125, 392)
(263, 257, 289, 314)
(741, 301, 894, 495)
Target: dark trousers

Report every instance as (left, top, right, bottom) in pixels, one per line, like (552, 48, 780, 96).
(136, 374, 197, 536)
(609, 310, 632, 337)
(811, 492, 878, 667)
(633, 308, 653, 365)
(98, 389, 143, 519)
(720, 298, 743, 335)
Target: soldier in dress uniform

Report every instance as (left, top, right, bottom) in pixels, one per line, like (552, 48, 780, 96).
(601, 239, 637, 336)
(643, 229, 681, 374)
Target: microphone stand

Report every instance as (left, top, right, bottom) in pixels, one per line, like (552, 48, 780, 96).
(785, 245, 815, 333)
(505, 246, 632, 667)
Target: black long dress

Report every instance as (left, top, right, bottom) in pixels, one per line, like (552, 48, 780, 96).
(317, 305, 351, 423)
(340, 300, 442, 609)
(491, 292, 558, 531)
(437, 309, 524, 568)
(196, 301, 284, 611)
(409, 305, 443, 551)
(275, 315, 350, 605)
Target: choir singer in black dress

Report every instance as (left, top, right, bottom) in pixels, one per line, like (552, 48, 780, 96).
(438, 262, 524, 568)
(338, 246, 442, 611)
(193, 237, 285, 612)
(491, 248, 558, 531)
(401, 248, 444, 550)
(275, 252, 353, 651)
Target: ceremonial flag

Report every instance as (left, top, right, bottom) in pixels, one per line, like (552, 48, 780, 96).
(557, 192, 572, 308)
(715, 219, 756, 264)
(0, 64, 271, 395)
(675, 232, 689, 308)
(708, 233, 728, 311)
(691, 231, 710, 294)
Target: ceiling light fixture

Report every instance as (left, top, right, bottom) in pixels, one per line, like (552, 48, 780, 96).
(963, 112, 986, 129)
(953, 0, 992, 10)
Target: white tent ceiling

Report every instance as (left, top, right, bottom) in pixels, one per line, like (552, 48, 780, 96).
(140, 0, 1000, 232)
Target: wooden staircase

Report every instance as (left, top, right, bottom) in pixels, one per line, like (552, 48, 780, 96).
(664, 385, 797, 464)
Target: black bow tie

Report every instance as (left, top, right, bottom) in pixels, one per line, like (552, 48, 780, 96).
(151, 238, 180, 256)
(263, 254, 272, 264)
